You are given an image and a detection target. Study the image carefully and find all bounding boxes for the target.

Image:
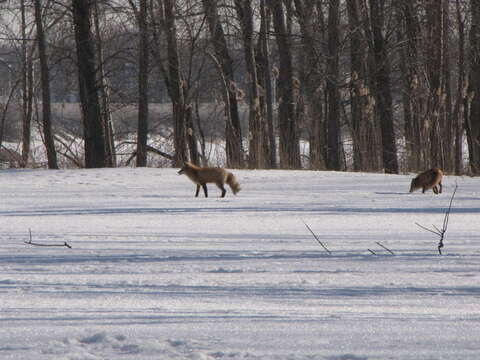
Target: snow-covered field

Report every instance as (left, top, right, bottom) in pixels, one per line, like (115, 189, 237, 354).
(1, 167, 479, 359)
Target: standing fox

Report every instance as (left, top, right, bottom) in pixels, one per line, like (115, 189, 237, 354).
(178, 162, 241, 198)
(409, 168, 443, 194)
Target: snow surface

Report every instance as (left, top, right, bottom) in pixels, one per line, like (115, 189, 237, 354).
(1, 167, 479, 359)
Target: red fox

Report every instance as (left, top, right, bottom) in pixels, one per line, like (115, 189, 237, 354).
(178, 162, 241, 198)
(409, 168, 443, 194)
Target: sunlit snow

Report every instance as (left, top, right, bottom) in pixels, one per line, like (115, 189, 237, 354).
(1, 168, 479, 359)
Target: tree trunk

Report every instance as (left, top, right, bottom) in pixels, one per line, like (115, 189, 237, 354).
(369, 0, 398, 174)
(93, 1, 116, 167)
(72, 0, 106, 168)
(294, 0, 326, 170)
(136, 0, 149, 167)
(426, 0, 448, 170)
(453, 0, 465, 175)
(326, 0, 341, 170)
(397, 0, 426, 171)
(21, 0, 33, 167)
(267, 0, 301, 169)
(33, 0, 58, 169)
(256, 0, 276, 168)
(202, 0, 244, 168)
(235, 0, 265, 169)
(163, 0, 188, 166)
(441, 1, 453, 172)
(347, 0, 378, 172)
(467, 0, 480, 174)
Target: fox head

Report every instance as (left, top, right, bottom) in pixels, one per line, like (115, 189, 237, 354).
(409, 178, 419, 193)
(178, 162, 193, 175)
(178, 163, 187, 175)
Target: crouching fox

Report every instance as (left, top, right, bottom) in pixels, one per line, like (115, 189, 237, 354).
(178, 162, 241, 198)
(409, 168, 443, 194)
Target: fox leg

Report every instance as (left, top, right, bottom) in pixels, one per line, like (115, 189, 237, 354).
(202, 183, 208, 197)
(438, 182, 442, 193)
(216, 183, 226, 198)
(433, 186, 438, 194)
(195, 184, 201, 197)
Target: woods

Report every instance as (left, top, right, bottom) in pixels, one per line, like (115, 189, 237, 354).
(0, 0, 478, 173)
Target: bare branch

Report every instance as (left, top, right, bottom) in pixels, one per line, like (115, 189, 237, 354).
(375, 241, 394, 255)
(24, 229, 72, 249)
(415, 222, 442, 236)
(302, 220, 332, 255)
(117, 141, 175, 161)
(415, 183, 458, 255)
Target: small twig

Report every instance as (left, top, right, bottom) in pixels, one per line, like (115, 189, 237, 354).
(302, 220, 332, 255)
(367, 249, 377, 255)
(432, 224, 443, 234)
(443, 183, 457, 232)
(376, 241, 395, 255)
(415, 222, 442, 236)
(24, 229, 72, 249)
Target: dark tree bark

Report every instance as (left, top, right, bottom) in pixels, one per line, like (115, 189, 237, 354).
(294, 0, 326, 170)
(453, 0, 466, 175)
(267, 0, 301, 169)
(163, 0, 188, 166)
(72, 0, 106, 168)
(149, 0, 198, 166)
(369, 0, 398, 174)
(136, 0, 149, 167)
(93, 1, 116, 167)
(21, 0, 33, 167)
(33, 0, 58, 169)
(441, 1, 453, 173)
(347, 0, 379, 172)
(202, 0, 244, 168)
(466, 0, 480, 174)
(397, 0, 427, 171)
(256, 0, 276, 168)
(325, 0, 341, 170)
(234, 0, 266, 169)
(425, 0, 451, 171)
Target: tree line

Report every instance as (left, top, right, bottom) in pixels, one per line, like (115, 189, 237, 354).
(0, 0, 479, 174)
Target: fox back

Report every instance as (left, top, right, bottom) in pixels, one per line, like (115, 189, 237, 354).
(409, 168, 443, 194)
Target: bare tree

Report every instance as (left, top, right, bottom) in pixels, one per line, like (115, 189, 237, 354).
(466, 0, 480, 174)
(256, 0, 276, 168)
(93, 1, 116, 167)
(0, 0, 475, 173)
(136, 0, 149, 167)
(235, 0, 266, 169)
(347, 0, 379, 171)
(33, 0, 58, 169)
(368, 0, 398, 174)
(397, 0, 427, 171)
(163, 0, 188, 166)
(294, 0, 326, 170)
(20, 0, 34, 167)
(453, 0, 466, 175)
(425, 0, 450, 171)
(325, 0, 341, 171)
(202, 0, 244, 168)
(267, 0, 301, 169)
(71, 0, 106, 168)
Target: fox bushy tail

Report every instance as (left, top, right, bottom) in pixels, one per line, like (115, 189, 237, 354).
(226, 172, 241, 195)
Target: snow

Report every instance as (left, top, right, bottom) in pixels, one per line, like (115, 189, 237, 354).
(1, 167, 479, 359)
